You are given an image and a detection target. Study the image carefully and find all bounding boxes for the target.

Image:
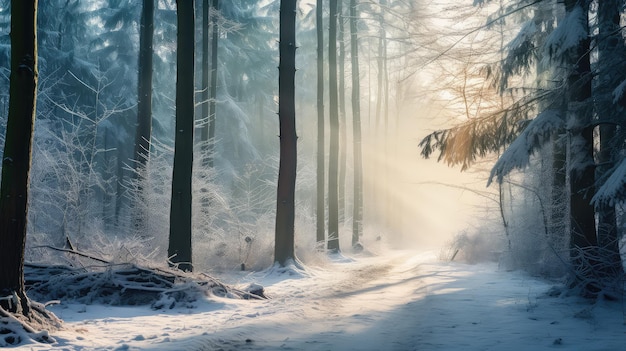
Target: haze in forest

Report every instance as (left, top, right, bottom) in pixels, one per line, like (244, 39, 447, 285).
(0, 0, 584, 283)
(0, 0, 495, 271)
(3, 0, 626, 347)
(0, 0, 546, 280)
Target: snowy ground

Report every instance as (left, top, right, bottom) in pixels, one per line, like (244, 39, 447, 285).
(19, 250, 626, 351)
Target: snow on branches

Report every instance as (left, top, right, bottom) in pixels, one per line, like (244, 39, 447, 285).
(499, 20, 537, 92)
(488, 109, 563, 185)
(543, 5, 587, 64)
(612, 79, 626, 105)
(593, 157, 626, 207)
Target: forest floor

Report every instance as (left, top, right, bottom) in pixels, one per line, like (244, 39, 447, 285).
(16, 249, 626, 350)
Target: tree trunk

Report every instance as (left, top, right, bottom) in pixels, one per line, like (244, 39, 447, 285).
(532, 6, 567, 258)
(168, 0, 195, 272)
(374, 5, 383, 134)
(564, 0, 597, 292)
(201, 0, 219, 168)
(201, 0, 210, 163)
(372, 0, 386, 223)
(327, 0, 340, 252)
(337, 0, 347, 224)
(133, 0, 154, 171)
(381, 2, 390, 228)
(596, 127, 621, 275)
(350, 0, 363, 247)
(316, 0, 326, 246)
(274, 0, 298, 266)
(549, 136, 567, 247)
(132, 0, 154, 232)
(595, 0, 624, 278)
(0, 0, 37, 315)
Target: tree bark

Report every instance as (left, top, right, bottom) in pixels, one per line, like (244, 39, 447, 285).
(201, 0, 219, 168)
(564, 0, 598, 292)
(201, 0, 210, 163)
(549, 136, 567, 247)
(380, 0, 390, 228)
(132, 0, 154, 232)
(595, 0, 624, 278)
(0, 0, 38, 315)
(372, 0, 386, 223)
(337, 0, 347, 224)
(168, 0, 195, 272)
(374, 4, 384, 134)
(316, 0, 326, 246)
(133, 0, 154, 171)
(327, 0, 340, 252)
(350, 0, 363, 246)
(274, 0, 298, 266)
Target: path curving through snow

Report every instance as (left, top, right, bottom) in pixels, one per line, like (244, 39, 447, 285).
(24, 250, 626, 350)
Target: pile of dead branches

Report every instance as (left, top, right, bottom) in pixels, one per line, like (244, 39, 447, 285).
(25, 247, 266, 308)
(1, 247, 266, 347)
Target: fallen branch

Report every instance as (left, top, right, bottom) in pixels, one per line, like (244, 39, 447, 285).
(30, 245, 110, 264)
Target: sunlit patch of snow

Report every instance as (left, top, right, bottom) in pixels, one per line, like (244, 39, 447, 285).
(430, 287, 466, 295)
(260, 258, 311, 280)
(327, 251, 356, 263)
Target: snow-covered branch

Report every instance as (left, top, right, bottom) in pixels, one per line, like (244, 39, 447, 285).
(592, 157, 626, 207)
(488, 109, 563, 186)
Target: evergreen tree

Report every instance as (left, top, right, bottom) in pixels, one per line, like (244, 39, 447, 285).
(560, 0, 597, 293)
(423, 0, 624, 295)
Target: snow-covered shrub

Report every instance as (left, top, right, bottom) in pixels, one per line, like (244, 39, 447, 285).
(26, 68, 135, 259)
(496, 148, 569, 278)
(191, 157, 276, 272)
(121, 138, 175, 260)
(441, 230, 504, 264)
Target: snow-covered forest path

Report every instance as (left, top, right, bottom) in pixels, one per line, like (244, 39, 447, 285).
(28, 250, 625, 351)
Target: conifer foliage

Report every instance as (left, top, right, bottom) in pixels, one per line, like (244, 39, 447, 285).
(420, 0, 626, 297)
